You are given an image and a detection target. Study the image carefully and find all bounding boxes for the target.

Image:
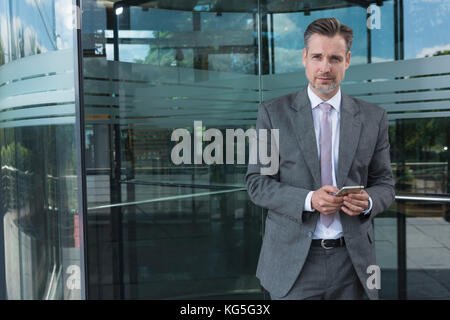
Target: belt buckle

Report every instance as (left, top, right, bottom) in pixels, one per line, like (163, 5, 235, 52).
(321, 239, 333, 250)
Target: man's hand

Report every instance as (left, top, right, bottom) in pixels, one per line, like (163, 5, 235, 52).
(311, 185, 344, 214)
(340, 190, 370, 216)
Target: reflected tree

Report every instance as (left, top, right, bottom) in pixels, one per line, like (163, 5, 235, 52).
(1, 142, 31, 212)
(0, 35, 5, 66)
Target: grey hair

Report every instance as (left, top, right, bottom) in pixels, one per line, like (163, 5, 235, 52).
(304, 18, 353, 52)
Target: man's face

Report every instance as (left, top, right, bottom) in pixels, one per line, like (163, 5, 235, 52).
(302, 33, 351, 99)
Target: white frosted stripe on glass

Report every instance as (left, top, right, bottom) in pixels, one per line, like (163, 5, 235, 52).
(84, 95, 132, 106)
(83, 79, 147, 93)
(0, 73, 74, 97)
(85, 105, 257, 117)
(355, 90, 450, 104)
(85, 108, 255, 120)
(383, 101, 450, 113)
(135, 90, 258, 101)
(107, 29, 254, 48)
(135, 86, 258, 98)
(144, 101, 257, 110)
(0, 90, 75, 111)
(0, 116, 75, 128)
(84, 95, 258, 110)
(0, 49, 73, 84)
(84, 96, 257, 112)
(342, 75, 450, 96)
(85, 118, 255, 127)
(262, 88, 300, 101)
(83, 58, 259, 89)
(388, 111, 450, 120)
(83, 79, 259, 100)
(201, 75, 259, 90)
(135, 110, 253, 118)
(132, 97, 258, 109)
(260, 56, 450, 91)
(345, 55, 450, 81)
(127, 105, 258, 113)
(261, 72, 308, 90)
(0, 105, 75, 122)
(84, 108, 118, 116)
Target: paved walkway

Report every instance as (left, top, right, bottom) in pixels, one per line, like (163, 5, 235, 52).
(375, 217, 450, 299)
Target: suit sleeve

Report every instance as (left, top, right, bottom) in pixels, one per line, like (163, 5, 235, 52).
(365, 110, 396, 218)
(245, 103, 311, 224)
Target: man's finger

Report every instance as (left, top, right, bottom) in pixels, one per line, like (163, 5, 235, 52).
(343, 200, 364, 213)
(348, 199, 368, 209)
(344, 196, 367, 207)
(324, 193, 343, 204)
(317, 200, 341, 210)
(322, 185, 339, 194)
(347, 193, 369, 201)
(341, 205, 359, 216)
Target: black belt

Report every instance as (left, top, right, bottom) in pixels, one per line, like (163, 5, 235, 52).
(311, 237, 345, 249)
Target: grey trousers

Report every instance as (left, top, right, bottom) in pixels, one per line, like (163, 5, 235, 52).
(270, 245, 367, 300)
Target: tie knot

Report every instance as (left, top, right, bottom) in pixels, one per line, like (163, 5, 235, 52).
(318, 102, 332, 113)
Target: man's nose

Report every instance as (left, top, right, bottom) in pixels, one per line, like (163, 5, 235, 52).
(320, 59, 332, 73)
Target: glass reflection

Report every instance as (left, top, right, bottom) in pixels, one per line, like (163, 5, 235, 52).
(0, 0, 80, 299)
(83, 0, 262, 299)
(81, 0, 450, 300)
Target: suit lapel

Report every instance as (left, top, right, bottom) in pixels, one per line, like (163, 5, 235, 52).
(337, 93, 362, 188)
(289, 88, 321, 189)
(289, 89, 362, 190)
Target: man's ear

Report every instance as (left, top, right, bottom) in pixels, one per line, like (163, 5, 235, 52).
(302, 48, 307, 67)
(345, 50, 351, 69)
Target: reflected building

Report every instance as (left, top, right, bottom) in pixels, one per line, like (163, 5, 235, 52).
(0, 0, 449, 300)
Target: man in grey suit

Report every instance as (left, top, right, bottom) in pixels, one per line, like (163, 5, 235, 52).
(245, 18, 395, 300)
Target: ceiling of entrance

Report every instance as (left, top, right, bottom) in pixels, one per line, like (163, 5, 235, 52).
(98, 0, 385, 14)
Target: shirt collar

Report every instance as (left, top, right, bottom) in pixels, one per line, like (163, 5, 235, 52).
(307, 85, 341, 112)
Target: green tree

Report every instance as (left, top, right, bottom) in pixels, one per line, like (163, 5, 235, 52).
(425, 49, 450, 57)
(135, 31, 174, 66)
(1, 142, 32, 210)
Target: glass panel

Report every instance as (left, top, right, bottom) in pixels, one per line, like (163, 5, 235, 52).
(78, 0, 450, 300)
(0, 0, 81, 299)
(82, 0, 262, 299)
(263, 0, 450, 300)
(391, 0, 450, 299)
(405, 201, 450, 299)
(404, 0, 450, 59)
(391, 116, 450, 299)
(373, 209, 398, 299)
(262, 0, 399, 299)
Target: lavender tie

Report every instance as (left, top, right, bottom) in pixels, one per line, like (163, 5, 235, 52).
(319, 102, 334, 228)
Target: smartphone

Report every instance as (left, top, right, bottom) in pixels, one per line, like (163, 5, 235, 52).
(334, 186, 364, 197)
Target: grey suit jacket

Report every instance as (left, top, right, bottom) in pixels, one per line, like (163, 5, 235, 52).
(245, 87, 395, 300)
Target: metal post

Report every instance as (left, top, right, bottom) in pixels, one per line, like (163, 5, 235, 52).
(395, 118, 407, 300)
(111, 2, 125, 299)
(397, 204, 407, 300)
(0, 140, 7, 299)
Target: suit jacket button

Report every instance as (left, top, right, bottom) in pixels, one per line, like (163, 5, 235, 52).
(307, 232, 313, 238)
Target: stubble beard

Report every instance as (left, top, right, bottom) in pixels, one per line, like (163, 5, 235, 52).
(311, 77, 338, 96)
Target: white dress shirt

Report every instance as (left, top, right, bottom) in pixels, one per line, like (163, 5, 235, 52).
(303, 85, 372, 240)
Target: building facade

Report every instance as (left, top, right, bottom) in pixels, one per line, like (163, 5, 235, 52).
(0, 0, 449, 299)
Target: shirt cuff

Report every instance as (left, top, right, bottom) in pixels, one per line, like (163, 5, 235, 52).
(304, 191, 315, 212)
(362, 196, 373, 215)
